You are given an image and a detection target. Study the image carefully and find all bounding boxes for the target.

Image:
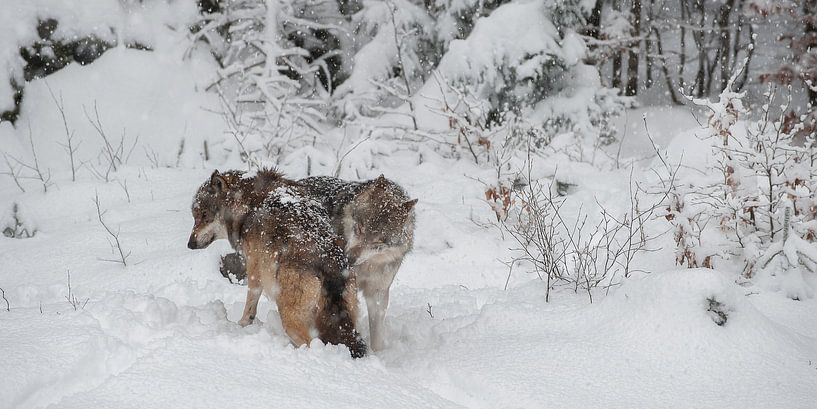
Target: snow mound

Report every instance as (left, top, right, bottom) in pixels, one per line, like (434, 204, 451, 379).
(380, 270, 817, 409)
(3, 47, 222, 168)
(1, 0, 201, 111)
(603, 269, 814, 351)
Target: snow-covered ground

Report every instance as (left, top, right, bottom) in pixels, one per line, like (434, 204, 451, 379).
(2, 11, 817, 409)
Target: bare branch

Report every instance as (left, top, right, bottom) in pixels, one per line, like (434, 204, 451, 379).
(65, 270, 89, 311)
(93, 191, 130, 266)
(46, 82, 80, 182)
(0, 287, 9, 312)
(1, 154, 26, 193)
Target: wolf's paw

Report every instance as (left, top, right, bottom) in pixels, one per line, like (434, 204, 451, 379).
(238, 316, 255, 327)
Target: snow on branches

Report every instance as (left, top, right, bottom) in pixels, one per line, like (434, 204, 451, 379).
(196, 0, 330, 166)
(679, 67, 817, 299)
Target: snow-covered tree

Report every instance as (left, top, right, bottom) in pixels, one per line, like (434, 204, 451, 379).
(427, 0, 626, 148)
(331, 0, 436, 125)
(196, 0, 332, 165)
(684, 75, 817, 299)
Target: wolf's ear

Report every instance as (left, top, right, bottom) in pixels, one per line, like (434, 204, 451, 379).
(210, 171, 228, 193)
(375, 174, 388, 185)
(402, 198, 418, 211)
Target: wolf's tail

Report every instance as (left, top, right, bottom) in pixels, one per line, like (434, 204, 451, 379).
(318, 267, 367, 359)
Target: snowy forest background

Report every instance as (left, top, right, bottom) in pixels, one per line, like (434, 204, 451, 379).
(1, 1, 817, 408)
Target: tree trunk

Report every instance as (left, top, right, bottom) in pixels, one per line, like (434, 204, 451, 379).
(716, 0, 736, 91)
(612, 0, 623, 92)
(654, 26, 681, 104)
(587, 0, 604, 39)
(678, 0, 688, 93)
(731, 0, 747, 73)
(645, 0, 656, 88)
(735, 24, 755, 91)
(626, 0, 642, 96)
(805, 0, 817, 106)
(692, 0, 707, 97)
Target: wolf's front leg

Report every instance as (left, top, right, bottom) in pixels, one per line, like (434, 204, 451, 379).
(239, 256, 263, 327)
(364, 286, 389, 351)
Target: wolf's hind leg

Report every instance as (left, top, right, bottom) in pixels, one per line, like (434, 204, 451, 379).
(238, 255, 264, 327)
(276, 265, 321, 347)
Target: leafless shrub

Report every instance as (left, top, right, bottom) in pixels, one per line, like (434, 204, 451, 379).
(215, 87, 261, 170)
(46, 83, 82, 182)
(65, 270, 88, 311)
(333, 128, 372, 178)
(117, 179, 130, 203)
(503, 177, 565, 302)
(84, 102, 138, 182)
(425, 72, 489, 164)
(1, 122, 53, 193)
(1, 154, 27, 193)
(143, 147, 160, 169)
(93, 191, 130, 265)
(0, 287, 9, 312)
(502, 151, 666, 302)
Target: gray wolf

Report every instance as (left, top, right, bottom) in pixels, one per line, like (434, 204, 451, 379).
(188, 170, 366, 358)
(300, 175, 416, 352)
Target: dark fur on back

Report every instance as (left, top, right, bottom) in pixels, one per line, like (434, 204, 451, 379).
(298, 176, 364, 217)
(259, 186, 366, 357)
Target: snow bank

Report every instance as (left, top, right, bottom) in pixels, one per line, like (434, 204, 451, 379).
(2, 45, 223, 169)
(380, 270, 817, 409)
(0, 0, 200, 112)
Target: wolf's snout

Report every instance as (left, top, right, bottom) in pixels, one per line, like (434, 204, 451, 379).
(187, 234, 199, 250)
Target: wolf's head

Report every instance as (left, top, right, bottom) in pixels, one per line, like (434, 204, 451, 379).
(187, 170, 239, 249)
(350, 175, 417, 247)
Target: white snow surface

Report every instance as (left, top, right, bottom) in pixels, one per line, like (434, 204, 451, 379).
(1, 9, 817, 409)
(0, 0, 201, 112)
